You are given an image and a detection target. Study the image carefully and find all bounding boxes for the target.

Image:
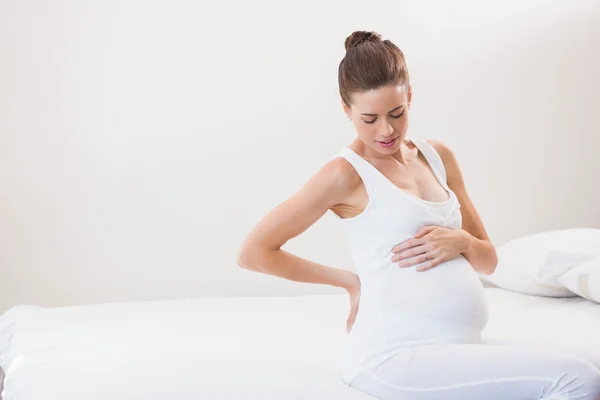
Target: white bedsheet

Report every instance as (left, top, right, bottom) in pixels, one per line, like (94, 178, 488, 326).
(1, 288, 599, 400)
(481, 287, 600, 366)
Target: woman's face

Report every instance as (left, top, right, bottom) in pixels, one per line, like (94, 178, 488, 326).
(343, 83, 412, 154)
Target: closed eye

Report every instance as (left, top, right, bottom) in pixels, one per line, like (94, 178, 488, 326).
(364, 111, 404, 125)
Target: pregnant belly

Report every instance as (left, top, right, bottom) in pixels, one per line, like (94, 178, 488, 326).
(365, 255, 489, 335)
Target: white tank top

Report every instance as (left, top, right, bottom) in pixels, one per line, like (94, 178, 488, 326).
(331, 137, 489, 385)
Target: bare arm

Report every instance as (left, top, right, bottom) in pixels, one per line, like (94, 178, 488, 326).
(428, 140, 498, 275)
(236, 158, 361, 292)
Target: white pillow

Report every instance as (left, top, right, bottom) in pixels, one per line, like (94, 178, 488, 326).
(478, 228, 600, 297)
(539, 255, 600, 304)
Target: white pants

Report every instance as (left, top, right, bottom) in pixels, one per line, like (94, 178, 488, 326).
(348, 343, 600, 400)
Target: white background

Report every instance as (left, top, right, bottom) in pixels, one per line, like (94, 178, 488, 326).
(1, 0, 599, 311)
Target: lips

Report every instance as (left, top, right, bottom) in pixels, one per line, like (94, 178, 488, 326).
(377, 137, 398, 148)
(379, 138, 396, 144)
(377, 137, 398, 144)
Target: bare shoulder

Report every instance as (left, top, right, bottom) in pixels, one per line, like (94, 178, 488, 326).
(323, 156, 363, 199)
(424, 139, 456, 162)
(424, 139, 464, 188)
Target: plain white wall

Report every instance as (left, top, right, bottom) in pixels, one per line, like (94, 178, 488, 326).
(1, 0, 599, 311)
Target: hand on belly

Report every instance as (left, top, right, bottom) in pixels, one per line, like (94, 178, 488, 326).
(390, 226, 470, 272)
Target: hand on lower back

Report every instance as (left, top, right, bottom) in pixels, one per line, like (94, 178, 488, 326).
(346, 277, 361, 333)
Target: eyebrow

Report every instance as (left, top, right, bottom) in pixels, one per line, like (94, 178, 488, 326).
(360, 106, 404, 117)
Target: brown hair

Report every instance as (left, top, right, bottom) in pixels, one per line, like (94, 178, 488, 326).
(338, 31, 410, 108)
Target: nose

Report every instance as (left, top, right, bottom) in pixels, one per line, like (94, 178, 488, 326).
(380, 120, 394, 137)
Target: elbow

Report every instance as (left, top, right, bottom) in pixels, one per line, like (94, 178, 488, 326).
(483, 251, 499, 276)
(236, 237, 254, 269)
(236, 237, 280, 271)
(484, 262, 497, 276)
(236, 245, 254, 270)
(236, 241, 269, 271)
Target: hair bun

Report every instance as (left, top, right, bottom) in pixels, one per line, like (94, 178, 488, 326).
(344, 31, 382, 51)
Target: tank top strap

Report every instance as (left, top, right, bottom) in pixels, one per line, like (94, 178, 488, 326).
(331, 138, 451, 194)
(330, 147, 385, 202)
(409, 137, 450, 189)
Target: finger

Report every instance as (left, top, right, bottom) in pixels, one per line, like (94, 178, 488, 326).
(347, 312, 356, 325)
(392, 244, 428, 262)
(414, 225, 436, 238)
(398, 251, 431, 268)
(392, 237, 424, 253)
(416, 257, 442, 272)
(346, 317, 355, 332)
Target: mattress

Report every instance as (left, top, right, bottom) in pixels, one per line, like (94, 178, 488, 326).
(481, 288, 600, 366)
(1, 288, 599, 400)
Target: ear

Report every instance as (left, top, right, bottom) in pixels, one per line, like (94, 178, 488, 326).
(407, 85, 412, 108)
(341, 99, 351, 118)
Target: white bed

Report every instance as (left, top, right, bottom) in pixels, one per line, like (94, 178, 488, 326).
(1, 287, 599, 400)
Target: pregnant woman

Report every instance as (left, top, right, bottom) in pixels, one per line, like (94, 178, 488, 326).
(236, 30, 600, 400)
